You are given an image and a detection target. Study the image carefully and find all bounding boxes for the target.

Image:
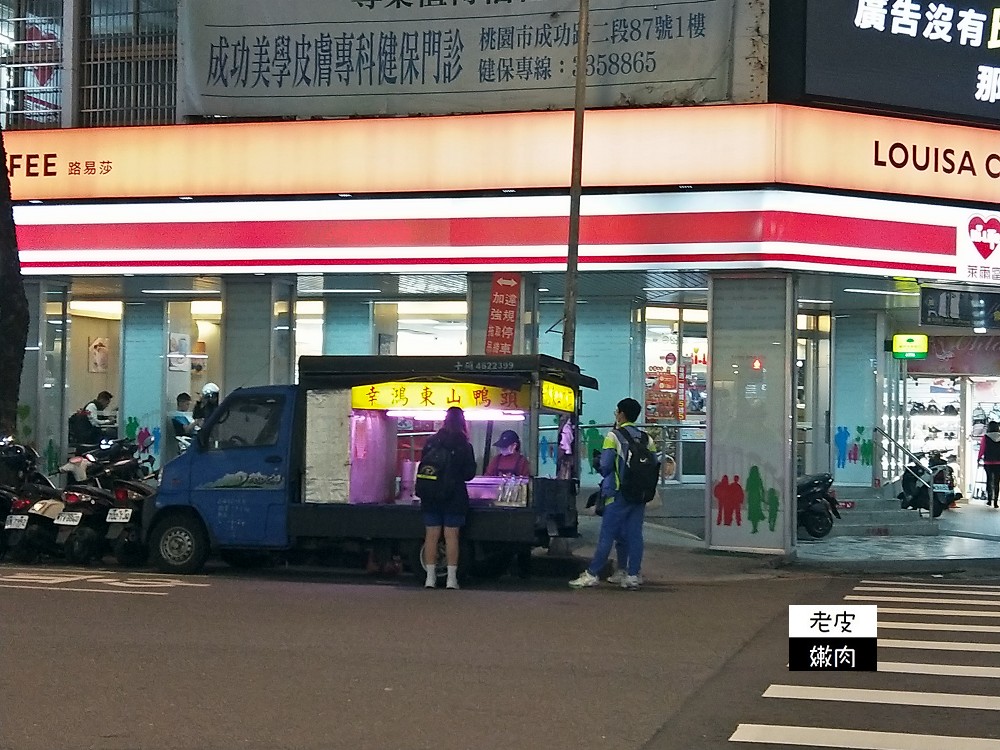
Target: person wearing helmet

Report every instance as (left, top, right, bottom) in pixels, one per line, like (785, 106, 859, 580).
(193, 382, 221, 424)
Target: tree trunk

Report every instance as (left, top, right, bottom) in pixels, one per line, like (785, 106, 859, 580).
(0, 129, 30, 437)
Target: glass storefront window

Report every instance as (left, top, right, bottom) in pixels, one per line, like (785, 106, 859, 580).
(67, 299, 121, 425)
(167, 299, 221, 408)
(380, 300, 468, 356)
(644, 305, 708, 481)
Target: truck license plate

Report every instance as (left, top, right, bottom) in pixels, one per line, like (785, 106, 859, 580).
(106, 508, 132, 523)
(54, 512, 82, 526)
(4, 515, 28, 530)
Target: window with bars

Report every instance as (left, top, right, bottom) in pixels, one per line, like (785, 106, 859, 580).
(79, 0, 176, 127)
(0, 0, 64, 130)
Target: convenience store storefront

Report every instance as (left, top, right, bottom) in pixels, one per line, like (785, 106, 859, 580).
(11, 102, 1000, 554)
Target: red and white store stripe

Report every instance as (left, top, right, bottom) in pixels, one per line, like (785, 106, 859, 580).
(14, 190, 959, 278)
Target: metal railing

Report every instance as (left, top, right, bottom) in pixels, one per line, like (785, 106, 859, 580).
(873, 425, 936, 521)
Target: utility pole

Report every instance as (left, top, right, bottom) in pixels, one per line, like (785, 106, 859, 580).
(561, 0, 589, 364)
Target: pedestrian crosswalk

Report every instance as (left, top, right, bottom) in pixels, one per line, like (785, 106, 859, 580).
(730, 577, 1000, 748)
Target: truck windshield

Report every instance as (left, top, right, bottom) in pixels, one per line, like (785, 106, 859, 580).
(206, 396, 285, 450)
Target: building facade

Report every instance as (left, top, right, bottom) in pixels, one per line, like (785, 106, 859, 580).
(6, 0, 1000, 555)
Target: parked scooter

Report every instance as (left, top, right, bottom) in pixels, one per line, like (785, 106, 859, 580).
(1, 438, 65, 562)
(56, 438, 155, 565)
(106, 477, 155, 567)
(797, 472, 841, 538)
(899, 450, 959, 519)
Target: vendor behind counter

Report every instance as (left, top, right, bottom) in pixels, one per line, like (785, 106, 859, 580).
(484, 430, 531, 477)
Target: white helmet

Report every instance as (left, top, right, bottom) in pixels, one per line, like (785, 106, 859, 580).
(201, 382, 220, 397)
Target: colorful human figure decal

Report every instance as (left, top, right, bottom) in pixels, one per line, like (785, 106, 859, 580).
(834, 426, 849, 468)
(585, 421, 602, 474)
(713, 474, 745, 526)
(835, 425, 874, 467)
(766, 487, 780, 532)
(714, 475, 730, 526)
(746, 466, 765, 533)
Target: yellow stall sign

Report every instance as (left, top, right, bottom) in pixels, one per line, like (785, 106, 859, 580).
(891, 334, 928, 360)
(352, 382, 530, 411)
(541, 380, 575, 413)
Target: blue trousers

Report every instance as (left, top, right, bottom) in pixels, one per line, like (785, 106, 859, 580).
(587, 497, 644, 577)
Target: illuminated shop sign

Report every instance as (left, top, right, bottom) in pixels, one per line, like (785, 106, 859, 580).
(891, 333, 929, 359)
(351, 382, 529, 411)
(540, 380, 576, 413)
(796, 0, 1000, 123)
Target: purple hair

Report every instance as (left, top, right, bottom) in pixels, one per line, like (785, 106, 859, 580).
(442, 406, 469, 439)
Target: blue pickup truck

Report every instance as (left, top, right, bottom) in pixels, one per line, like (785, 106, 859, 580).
(143, 355, 596, 580)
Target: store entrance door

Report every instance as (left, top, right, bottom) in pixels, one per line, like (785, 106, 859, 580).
(905, 376, 961, 494)
(795, 317, 831, 477)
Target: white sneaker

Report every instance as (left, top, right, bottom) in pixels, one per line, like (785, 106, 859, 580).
(569, 571, 600, 588)
(607, 570, 626, 585)
(621, 575, 641, 591)
(446, 577, 460, 590)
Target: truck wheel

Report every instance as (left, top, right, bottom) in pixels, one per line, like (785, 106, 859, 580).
(150, 515, 209, 574)
(413, 541, 446, 583)
(469, 544, 513, 579)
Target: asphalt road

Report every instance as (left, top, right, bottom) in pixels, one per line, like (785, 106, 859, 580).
(0, 560, 835, 750)
(3, 564, 999, 750)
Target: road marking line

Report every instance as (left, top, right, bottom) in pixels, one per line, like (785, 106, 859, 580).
(880, 638, 1000, 653)
(880, 621, 1000, 634)
(0, 564, 210, 579)
(861, 580, 1000, 591)
(877, 607, 1000, 619)
(879, 661, 1000, 679)
(856, 586, 1000, 598)
(764, 684, 1000, 711)
(0, 583, 165, 596)
(730, 723, 1000, 748)
(847, 595, 1000, 607)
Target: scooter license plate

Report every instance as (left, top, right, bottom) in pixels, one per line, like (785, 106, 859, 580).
(4, 514, 28, 530)
(106, 508, 132, 523)
(54, 512, 82, 526)
(933, 484, 951, 492)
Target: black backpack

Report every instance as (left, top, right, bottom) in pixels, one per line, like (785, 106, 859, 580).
(614, 427, 660, 504)
(415, 440, 455, 502)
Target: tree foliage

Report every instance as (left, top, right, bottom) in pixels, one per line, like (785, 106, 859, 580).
(0, 130, 30, 437)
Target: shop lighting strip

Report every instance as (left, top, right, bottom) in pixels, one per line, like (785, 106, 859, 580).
(384, 409, 525, 422)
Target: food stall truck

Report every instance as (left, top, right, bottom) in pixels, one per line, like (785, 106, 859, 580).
(143, 355, 597, 580)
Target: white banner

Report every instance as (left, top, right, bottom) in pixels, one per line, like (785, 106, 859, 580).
(179, 0, 734, 118)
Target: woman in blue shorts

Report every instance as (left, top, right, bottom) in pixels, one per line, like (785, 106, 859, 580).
(421, 406, 477, 589)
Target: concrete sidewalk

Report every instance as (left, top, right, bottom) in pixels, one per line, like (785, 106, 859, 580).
(562, 500, 1000, 585)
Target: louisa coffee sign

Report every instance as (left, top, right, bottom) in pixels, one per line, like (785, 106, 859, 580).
(873, 140, 1000, 178)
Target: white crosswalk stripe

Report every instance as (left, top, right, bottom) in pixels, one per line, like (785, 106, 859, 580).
(730, 577, 1000, 748)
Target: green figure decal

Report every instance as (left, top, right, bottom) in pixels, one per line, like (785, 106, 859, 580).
(125, 416, 140, 441)
(766, 487, 780, 532)
(746, 465, 766, 534)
